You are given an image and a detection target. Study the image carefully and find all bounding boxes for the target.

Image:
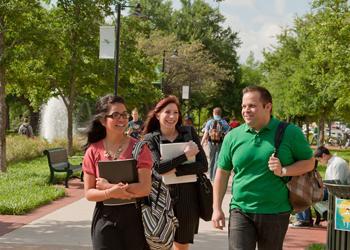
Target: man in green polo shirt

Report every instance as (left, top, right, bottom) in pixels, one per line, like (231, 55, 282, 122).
(212, 86, 314, 250)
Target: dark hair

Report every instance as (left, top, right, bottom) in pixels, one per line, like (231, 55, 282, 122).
(143, 95, 182, 134)
(85, 94, 126, 146)
(242, 85, 272, 105)
(314, 146, 330, 157)
(213, 107, 222, 116)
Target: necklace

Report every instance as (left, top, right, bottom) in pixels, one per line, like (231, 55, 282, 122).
(103, 137, 126, 160)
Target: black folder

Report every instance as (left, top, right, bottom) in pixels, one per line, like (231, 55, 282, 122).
(98, 159, 138, 206)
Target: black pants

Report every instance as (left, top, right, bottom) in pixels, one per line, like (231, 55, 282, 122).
(92, 203, 148, 250)
(229, 209, 290, 250)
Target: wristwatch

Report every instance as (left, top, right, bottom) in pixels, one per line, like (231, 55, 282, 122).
(281, 167, 287, 176)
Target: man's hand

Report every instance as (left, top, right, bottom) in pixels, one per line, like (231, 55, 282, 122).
(212, 208, 226, 230)
(268, 154, 283, 176)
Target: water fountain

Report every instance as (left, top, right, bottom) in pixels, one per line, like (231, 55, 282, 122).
(40, 96, 68, 142)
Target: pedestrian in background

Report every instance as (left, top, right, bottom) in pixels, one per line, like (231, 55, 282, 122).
(18, 117, 34, 138)
(201, 107, 230, 180)
(127, 107, 144, 139)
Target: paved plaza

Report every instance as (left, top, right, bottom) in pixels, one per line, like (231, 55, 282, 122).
(0, 184, 327, 250)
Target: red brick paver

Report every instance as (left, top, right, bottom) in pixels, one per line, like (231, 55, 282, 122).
(284, 223, 327, 249)
(0, 179, 84, 236)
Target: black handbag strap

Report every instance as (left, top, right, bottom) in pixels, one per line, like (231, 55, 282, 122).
(274, 122, 293, 183)
(274, 122, 289, 157)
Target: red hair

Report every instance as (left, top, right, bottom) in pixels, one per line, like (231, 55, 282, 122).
(143, 95, 183, 134)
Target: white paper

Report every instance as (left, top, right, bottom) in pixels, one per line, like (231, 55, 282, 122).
(160, 142, 196, 185)
(99, 26, 115, 59)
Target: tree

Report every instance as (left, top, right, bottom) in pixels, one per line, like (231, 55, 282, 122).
(138, 32, 228, 110)
(0, 0, 48, 172)
(44, 1, 161, 155)
(261, 0, 350, 143)
(131, 0, 241, 115)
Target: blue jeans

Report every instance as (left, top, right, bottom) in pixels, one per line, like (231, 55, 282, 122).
(208, 141, 221, 180)
(229, 209, 290, 250)
(296, 208, 312, 223)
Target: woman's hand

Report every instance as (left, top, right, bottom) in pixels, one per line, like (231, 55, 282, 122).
(184, 140, 199, 160)
(96, 177, 113, 190)
(109, 182, 135, 200)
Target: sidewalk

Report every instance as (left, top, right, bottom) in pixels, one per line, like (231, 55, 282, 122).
(0, 179, 327, 250)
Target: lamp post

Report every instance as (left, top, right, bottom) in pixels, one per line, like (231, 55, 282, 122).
(114, 2, 142, 96)
(161, 49, 178, 93)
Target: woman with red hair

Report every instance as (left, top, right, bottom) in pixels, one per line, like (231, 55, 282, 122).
(143, 95, 208, 250)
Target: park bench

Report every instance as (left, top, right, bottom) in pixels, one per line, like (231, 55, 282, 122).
(43, 148, 83, 188)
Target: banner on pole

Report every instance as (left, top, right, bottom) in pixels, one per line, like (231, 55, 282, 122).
(99, 26, 115, 59)
(182, 85, 189, 100)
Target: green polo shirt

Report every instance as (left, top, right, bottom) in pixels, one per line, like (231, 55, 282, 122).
(218, 117, 313, 214)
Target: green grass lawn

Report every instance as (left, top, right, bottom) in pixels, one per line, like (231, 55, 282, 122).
(0, 156, 82, 215)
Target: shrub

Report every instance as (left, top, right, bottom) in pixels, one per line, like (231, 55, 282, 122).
(6, 135, 85, 164)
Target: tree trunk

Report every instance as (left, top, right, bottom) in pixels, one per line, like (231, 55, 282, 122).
(0, 66, 6, 173)
(30, 109, 40, 136)
(67, 101, 74, 156)
(327, 120, 332, 138)
(6, 100, 9, 130)
(319, 118, 325, 146)
(305, 122, 310, 143)
(0, 20, 7, 172)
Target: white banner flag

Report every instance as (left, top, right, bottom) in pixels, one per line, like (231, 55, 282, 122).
(99, 26, 115, 59)
(182, 85, 189, 99)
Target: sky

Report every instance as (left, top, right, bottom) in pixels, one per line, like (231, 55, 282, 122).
(174, 0, 313, 63)
(48, 0, 313, 63)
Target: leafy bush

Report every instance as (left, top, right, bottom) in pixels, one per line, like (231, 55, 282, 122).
(6, 135, 84, 164)
(307, 243, 326, 250)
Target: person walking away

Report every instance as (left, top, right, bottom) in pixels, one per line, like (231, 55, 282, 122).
(311, 124, 319, 145)
(212, 85, 315, 250)
(229, 116, 240, 129)
(83, 95, 153, 250)
(201, 107, 230, 181)
(184, 115, 194, 127)
(18, 117, 34, 138)
(143, 95, 208, 250)
(127, 108, 144, 139)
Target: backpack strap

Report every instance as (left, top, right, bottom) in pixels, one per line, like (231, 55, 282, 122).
(132, 140, 148, 160)
(274, 122, 289, 158)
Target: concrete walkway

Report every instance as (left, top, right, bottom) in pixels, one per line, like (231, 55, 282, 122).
(0, 195, 229, 250)
(0, 183, 327, 250)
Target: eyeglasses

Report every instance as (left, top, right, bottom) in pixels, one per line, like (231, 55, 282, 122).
(105, 111, 130, 120)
